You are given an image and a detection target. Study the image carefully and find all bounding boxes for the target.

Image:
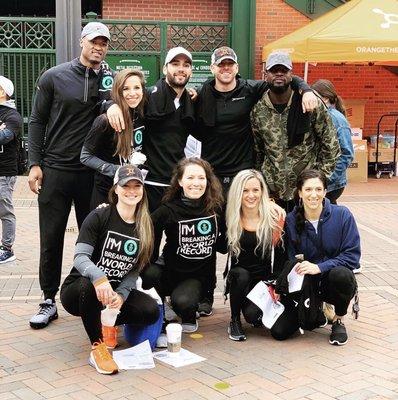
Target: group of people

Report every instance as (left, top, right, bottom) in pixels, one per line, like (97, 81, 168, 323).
(0, 21, 362, 375)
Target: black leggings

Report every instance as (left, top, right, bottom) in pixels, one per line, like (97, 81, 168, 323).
(60, 277, 160, 344)
(228, 267, 298, 340)
(326, 187, 345, 205)
(141, 263, 203, 322)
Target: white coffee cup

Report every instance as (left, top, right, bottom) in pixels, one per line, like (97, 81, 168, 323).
(166, 323, 182, 354)
(101, 306, 120, 326)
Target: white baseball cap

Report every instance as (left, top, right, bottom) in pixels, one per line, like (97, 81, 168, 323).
(81, 22, 110, 41)
(0, 76, 14, 97)
(164, 47, 192, 66)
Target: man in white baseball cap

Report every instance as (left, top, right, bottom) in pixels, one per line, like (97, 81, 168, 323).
(0, 76, 14, 99)
(28, 21, 113, 329)
(0, 75, 22, 264)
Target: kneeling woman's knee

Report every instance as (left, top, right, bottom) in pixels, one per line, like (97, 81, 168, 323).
(228, 267, 251, 287)
(141, 299, 160, 325)
(328, 266, 356, 294)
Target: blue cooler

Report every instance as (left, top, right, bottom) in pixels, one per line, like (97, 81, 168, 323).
(124, 304, 163, 350)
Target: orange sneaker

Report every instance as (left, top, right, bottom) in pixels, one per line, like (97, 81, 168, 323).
(102, 325, 118, 349)
(89, 341, 118, 375)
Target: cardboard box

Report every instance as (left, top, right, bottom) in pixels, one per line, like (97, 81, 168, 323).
(350, 128, 362, 140)
(347, 140, 368, 183)
(345, 99, 366, 129)
(368, 147, 398, 163)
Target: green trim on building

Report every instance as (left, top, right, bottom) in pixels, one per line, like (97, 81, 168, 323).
(230, 0, 256, 79)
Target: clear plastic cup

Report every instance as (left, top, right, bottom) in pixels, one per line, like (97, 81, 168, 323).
(166, 323, 182, 354)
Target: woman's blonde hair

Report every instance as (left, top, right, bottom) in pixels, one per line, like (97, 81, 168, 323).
(226, 169, 281, 259)
(111, 68, 146, 159)
(108, 183, 153, 271)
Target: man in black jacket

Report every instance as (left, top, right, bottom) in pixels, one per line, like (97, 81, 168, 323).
(0, 76, 22, 264)
(28, 22, 112, 329)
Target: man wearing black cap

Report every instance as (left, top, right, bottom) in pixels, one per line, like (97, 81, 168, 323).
(251, 51, 340, 212)
(28, 22, 113, 329)
(195, 46, 317, 195)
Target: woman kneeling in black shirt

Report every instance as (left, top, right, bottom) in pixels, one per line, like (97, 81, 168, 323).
(61, 165, 159, 375)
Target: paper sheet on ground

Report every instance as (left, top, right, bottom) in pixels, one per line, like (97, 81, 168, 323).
(153, 348, 206, 368)
(287, 268, 304, 293)
(246, 281, 284, 329)
(113, 340, 155, 370)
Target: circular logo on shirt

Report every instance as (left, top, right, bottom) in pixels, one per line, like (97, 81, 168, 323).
(102, 76, 113, 90)
(124, 239, 138, 256)
(134, 130, 143, 145)
(197, 220, 212, 235)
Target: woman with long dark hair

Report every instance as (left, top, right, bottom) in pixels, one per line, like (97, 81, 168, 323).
(81, 69, 147, 209)
(311, 79, 354, 204)
(225, 169, 291, 341)
(60, 165, 159, 375)
(285, 169, 360, 345)
(143, 157, 224, 333)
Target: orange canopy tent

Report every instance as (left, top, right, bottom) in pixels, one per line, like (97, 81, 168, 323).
(262, 0, 398, 78)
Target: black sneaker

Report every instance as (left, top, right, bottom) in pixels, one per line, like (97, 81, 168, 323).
(329, 319, 348, 346)
(197, 299, 213, 317)
(228, 318, 246, 341)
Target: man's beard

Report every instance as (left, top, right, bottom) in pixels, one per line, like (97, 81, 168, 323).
(167, 74, 189, 89)
(269, 82, 290, 94)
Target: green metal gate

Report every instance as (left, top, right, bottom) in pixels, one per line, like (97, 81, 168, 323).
(0, 14, 231, 138)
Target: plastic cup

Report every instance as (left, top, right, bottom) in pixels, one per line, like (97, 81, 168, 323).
(166, 323, 182, 354)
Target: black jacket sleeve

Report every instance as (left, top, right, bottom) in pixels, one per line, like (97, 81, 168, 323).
(28, 71, 54, 167)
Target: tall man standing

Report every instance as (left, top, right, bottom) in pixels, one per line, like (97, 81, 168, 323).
(0, 76, 22, 264)
(251, 51, 340, 212)
(28, 22, 112, 328)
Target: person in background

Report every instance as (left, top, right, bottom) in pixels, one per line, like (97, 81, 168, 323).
(81, 69, 147, 209)
(0, 76, 22, 263)
(311, 79, 354, 204)
(61, 165, 159, 375)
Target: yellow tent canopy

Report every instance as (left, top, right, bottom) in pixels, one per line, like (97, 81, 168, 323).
(262, 0, 398, 65)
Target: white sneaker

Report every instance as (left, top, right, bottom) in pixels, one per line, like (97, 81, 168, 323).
(29, 299, 58, 329)
(164, 300, 178, 322)
(181, 320, 198, 333)
(352, 266, 362, 274)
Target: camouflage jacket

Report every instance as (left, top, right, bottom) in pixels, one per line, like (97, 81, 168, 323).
(250, 90, 340, 201)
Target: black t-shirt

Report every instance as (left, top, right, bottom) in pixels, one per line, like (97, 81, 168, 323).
(152, 197, 220, 275)
(0, 105, 22, 176)
(64, 205, 140, 288)
(84, 113, 146, 195)
(231, 229, 287, 282)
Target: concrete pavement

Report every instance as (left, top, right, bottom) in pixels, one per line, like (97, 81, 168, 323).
(1, 177, 398, 400)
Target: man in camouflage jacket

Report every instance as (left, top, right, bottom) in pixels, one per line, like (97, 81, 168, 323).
(251, 52, 339, 211)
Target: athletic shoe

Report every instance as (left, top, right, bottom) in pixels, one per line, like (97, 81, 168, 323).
(352, 265, 362, 274)
(197, 299, 213, 317)
(89, 341, 118, 375)
(329, 319, 348, 346)
(181, 319, 198, 333)
(228, 319, 246, 341)
(156, 333, 168, 348)
(0, 246, 16, 264)
(102, 325, 118, 349)
(29, 299, 58, 329)
(164, 300, 178, 322)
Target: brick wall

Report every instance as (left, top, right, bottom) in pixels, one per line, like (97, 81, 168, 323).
(256, 0, 398, 136)
(102, 0, 230, 22)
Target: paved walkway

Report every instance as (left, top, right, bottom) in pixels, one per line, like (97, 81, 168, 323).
(1, 177, 398, 400)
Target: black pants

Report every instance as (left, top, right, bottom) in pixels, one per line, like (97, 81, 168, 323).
(145, 184, 167, 213)
(90, 185, 109, 210)
(228, 267, 299, 340)
(60, 276, 160, 344)
(38, 167, 93, 300)
(326, 187, 345, 205)
(141, 263, 204, 322)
